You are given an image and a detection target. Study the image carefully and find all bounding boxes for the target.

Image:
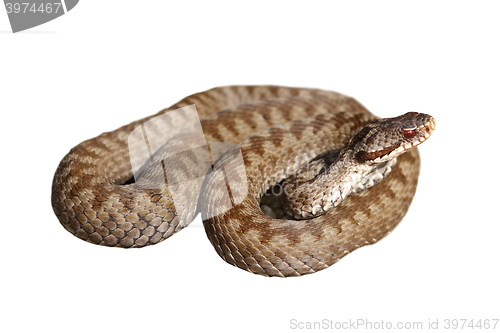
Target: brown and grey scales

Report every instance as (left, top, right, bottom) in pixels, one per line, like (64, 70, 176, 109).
(52, 86, 431, 277)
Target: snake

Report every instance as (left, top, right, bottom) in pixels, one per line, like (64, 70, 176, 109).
(51, 85, 435, 277)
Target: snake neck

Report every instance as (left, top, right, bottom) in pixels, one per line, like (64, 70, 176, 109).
(279, 149, 398, 220)
(320, 151, 398, 206)
(279, 112, 436, 220)
(318, 154, 374, 205)
(281, 145, 397, 219)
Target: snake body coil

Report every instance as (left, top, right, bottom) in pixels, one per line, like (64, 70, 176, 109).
(52, 86, 435, 277)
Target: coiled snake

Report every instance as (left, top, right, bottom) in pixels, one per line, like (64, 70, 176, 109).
(51, 86, 435, 277)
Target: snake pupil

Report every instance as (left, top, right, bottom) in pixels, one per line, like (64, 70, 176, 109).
(403, 129, 415, 139)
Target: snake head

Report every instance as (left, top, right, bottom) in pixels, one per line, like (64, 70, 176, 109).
(351, 112, 436, 164)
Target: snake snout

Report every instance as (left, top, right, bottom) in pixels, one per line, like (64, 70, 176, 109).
(406, 112, 436, 141)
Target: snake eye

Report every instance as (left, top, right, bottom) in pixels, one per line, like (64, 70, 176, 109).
(403, 129, 416, 139)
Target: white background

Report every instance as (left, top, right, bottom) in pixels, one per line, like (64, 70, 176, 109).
(1, 1, 499, 332)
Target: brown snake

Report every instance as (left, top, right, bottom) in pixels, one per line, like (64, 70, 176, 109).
(51, 86, 435, 277)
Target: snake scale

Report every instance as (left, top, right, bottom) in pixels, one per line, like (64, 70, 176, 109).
(51, 86, 435, 277)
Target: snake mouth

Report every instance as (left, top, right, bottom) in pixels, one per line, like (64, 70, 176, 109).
(414, 114, 436, 146)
